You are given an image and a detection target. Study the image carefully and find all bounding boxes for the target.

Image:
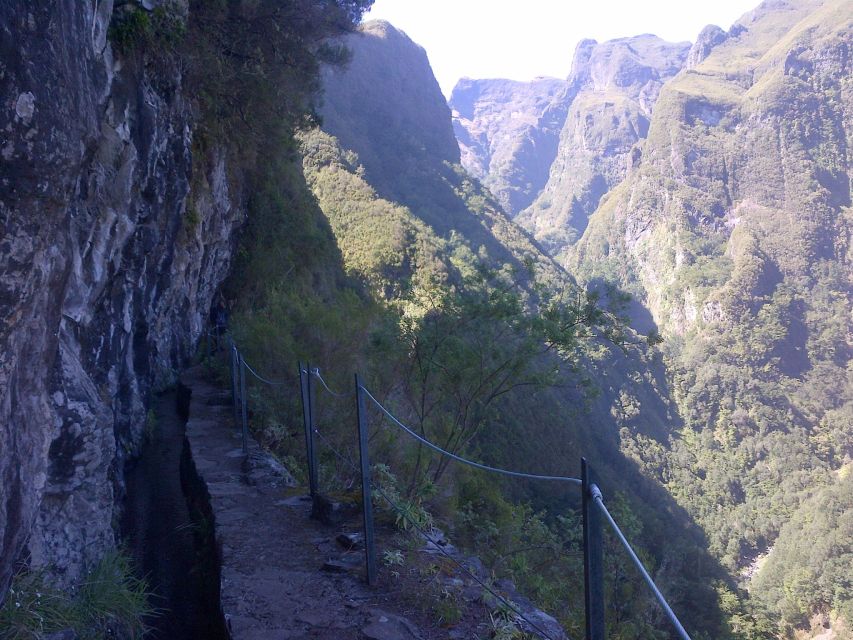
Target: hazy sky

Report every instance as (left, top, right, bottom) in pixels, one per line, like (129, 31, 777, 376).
(363, 0, 761, 97)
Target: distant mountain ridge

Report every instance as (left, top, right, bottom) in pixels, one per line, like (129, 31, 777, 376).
(447, 1, 853, 635)
(450, 34, 692, 256)
(450, 77, 571, 215)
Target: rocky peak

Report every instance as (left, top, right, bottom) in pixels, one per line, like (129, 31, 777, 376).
(686, 25, 729, 69)
(571, 34, 691, 102)
(569, 38, 598, 82)
(517, 34, 690, 255)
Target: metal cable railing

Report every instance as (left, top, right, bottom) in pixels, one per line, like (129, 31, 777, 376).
(360, 385, 582, 486)
(310, 367, 348, 398)
(592, 487, 690, 640)
(206, 329, 692, 640)
(311, 424, 561, 640)
(242, 358, 288, 386)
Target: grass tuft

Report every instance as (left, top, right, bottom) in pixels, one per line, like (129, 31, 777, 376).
(0, 550, 157, 640)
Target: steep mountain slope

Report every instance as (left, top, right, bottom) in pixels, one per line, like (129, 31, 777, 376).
(520, 35, 691, 254)
(319, 20, 570, 288)
(446, 0, 852, 633)
(450, 77, 571, 215)
(564, 0, 853, 630)
(302, 20, 735, 638)
(449, 35, 690, 255)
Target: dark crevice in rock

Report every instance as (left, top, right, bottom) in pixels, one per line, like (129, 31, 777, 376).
(121, 386, 228, 640)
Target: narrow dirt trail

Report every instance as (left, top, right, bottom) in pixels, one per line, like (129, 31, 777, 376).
(180, 364, 568, 640)
(181, 366, 431, 640)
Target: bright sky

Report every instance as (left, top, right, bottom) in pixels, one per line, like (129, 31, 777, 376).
(363, 0, 761, 97)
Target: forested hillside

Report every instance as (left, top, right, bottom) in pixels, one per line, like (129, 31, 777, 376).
(455, 0, 852, 636)
(216, 14, 762, 638)
(572, 2, 852, 633)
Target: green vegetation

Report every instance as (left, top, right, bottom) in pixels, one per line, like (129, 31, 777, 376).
(110, 1, 850, 637)
(752, 472, 853, 632)
(183, 0, 367, 158)
(108, 2, 186, 54)
(200, 14, 755, 637)
(566, 2, 853, 635)
(226, 76, 730, 640)
(0, 551, 155, 640)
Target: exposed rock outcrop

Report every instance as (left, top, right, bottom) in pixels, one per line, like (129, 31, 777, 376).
(0, 1, 241, 598)
(450, 77, 572, 215)
(447, 34, 690, 256)
(685, 25, 729, 69)
(519, 35, 691, 255)
(572, 0, 850, 334)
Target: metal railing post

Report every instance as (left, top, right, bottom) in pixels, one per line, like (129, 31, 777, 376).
(306, 362, 318, 497)
(299, 362, 317, 497)
(240, 354, 248, 454)
(355, 374, 377, 586)
(583, 457, 605, 640)
(231, 344, 239, 428)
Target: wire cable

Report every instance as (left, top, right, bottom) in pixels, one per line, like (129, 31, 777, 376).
(310, 368, 349, 398)
(240, 356, 288, 386)
(359, 386, 581, 486)
(310, 425, 563, 640)
(591, 487, 691, 640)
(225, 345, 680, 640)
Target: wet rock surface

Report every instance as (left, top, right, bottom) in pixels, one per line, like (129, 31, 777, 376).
(122, 388, 228, 640)
(0, 1, 242, 596)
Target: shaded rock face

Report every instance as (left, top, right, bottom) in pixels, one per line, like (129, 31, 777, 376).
(449, 77, 571, 215)
(519, 35, 691, 255)
(321, 20, 460, 202)
(0, 1, 241, 598)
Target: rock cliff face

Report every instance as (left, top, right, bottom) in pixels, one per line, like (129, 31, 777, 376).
(572, 0, 850, 334)
(0, 1, 241, 598)
(518, 35, 690, 255)
(449, 77, 571, 215)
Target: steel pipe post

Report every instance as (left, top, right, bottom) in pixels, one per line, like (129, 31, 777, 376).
(355, 374, 377, 586)
(299, 362, 317, 497)
(240, 355, 248, 454)
(583, 457, 605, 640)
(306, 362, 318, 497)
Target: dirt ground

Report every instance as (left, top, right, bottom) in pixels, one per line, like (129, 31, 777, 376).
(181, 365, 517, 640)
